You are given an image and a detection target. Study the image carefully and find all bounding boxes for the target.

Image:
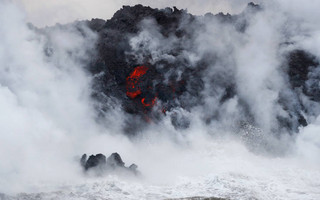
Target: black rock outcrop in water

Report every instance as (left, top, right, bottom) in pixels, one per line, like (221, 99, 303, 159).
(80, 153, 139, 175)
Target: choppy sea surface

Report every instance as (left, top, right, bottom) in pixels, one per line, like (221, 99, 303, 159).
(3, 137, 320, 200)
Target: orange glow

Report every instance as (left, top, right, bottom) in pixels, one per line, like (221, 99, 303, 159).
(126, 65, 158, 110)
(141, 97, 157, 107)
(126, 66, 149, 99)
(128, 66, 149, 79)
(126, 90, 141, 99)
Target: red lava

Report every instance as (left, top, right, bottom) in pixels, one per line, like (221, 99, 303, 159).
(141, 97, 157, 107)
(126, 66, 158, 108)
(126, 66, 149, 99)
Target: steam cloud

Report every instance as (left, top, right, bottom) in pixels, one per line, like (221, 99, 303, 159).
(0, 0, 320, 199)
(17, 0, 261, 27)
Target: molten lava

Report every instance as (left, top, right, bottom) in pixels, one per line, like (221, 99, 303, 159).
(126, 66, 158, 109)
(126, 66, 149, 99)
(126, 66, 157, 111)
(141, 97, 157, 107)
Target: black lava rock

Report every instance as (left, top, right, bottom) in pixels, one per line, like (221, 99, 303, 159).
(80, 154, 87, 168)
(80, 3, 319, 133)
(84, 153, 106, 170)
(287, 50, 319, 90)
(86, 4, 230, 132)
(80, 152, 139, 175)
(106, 152, 125, 168)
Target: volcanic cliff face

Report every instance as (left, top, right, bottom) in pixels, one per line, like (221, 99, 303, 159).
(87, 5, 199, 115)
(76, 3, 320, 135)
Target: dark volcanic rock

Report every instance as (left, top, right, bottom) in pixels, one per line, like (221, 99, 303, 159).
(87, 4, 232, 130)
(287, 50, 319, 90)
(80, 152, 139, 175)
(80, 154, 87, 168)
(106, 152, 125, 168)
(85, 153, 106, 170)
(80, 3, 320, 134)
(287, 50, 320, 101)
(84, 5, 194, 134)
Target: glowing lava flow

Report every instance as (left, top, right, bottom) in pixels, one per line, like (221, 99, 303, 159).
(126, 66, 149, 99)
(141, 97, 157, 107)
(126, 66, 158, 108)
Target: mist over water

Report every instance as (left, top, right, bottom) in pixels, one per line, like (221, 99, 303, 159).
(0, 1, 320, 199)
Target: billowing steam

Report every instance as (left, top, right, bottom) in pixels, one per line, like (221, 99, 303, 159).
(0, 0, 320, 199)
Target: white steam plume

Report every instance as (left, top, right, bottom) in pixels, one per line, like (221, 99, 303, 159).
(16, 0, 262, 27)
(0, 0, 320, 199)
